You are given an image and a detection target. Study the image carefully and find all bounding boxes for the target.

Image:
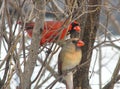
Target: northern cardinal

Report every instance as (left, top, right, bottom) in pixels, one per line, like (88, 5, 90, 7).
(18, 21, 81, 45)
(58, 38, 84, 89)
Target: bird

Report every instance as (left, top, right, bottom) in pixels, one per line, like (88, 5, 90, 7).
(58, 38, 84, 89)
(18, 21, 81, 45)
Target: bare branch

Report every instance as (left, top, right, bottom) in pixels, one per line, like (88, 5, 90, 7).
(103, 57, 120, 89)
(20, 0, 46, 89)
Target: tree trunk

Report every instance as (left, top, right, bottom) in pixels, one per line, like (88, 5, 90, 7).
(20, 0, 46, 89)
(74, 0, 102, 89)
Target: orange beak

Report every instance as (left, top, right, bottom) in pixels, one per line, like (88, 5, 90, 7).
(77, 40, 85, 47)
(73, 26, 81, 32)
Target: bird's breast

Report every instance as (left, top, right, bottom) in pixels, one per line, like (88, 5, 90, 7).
(61, 50, 82, 71)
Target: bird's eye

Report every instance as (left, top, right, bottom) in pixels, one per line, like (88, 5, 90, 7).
(72, 40, 77, 43)
(72, 40, 75, 43)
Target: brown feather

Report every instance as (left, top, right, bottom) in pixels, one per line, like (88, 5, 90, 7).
(58, 38, 84, 89)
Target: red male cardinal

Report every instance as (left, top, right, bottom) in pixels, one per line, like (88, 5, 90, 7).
(18, 21, 81, 45)
(58, 38, 84, 89)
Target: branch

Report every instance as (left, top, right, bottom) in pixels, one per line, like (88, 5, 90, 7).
(20, 0, 46, 89)
(103, 57, 120, 89)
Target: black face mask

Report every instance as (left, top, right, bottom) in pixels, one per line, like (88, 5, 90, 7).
(69, 22, 80, 38)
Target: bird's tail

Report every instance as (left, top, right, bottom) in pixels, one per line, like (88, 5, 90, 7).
(64, 72, 74, 89)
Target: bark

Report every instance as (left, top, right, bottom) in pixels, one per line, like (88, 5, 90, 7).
(74, 0, 102, 89)
(20, 0, 46, 89)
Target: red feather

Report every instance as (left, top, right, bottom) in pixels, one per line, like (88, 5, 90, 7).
(18, 21, 81, 45)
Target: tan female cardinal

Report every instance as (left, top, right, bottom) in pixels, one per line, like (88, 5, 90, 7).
(18, 21, 81, 45)
(58, 38, 84, 89)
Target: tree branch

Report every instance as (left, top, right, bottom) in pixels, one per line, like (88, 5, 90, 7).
(20, 0, 46, 89)
(103, 57, 120, 89)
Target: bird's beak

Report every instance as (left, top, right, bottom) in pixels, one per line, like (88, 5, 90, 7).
(73, 26, 81, 32)
(77, 40, 85, 47)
